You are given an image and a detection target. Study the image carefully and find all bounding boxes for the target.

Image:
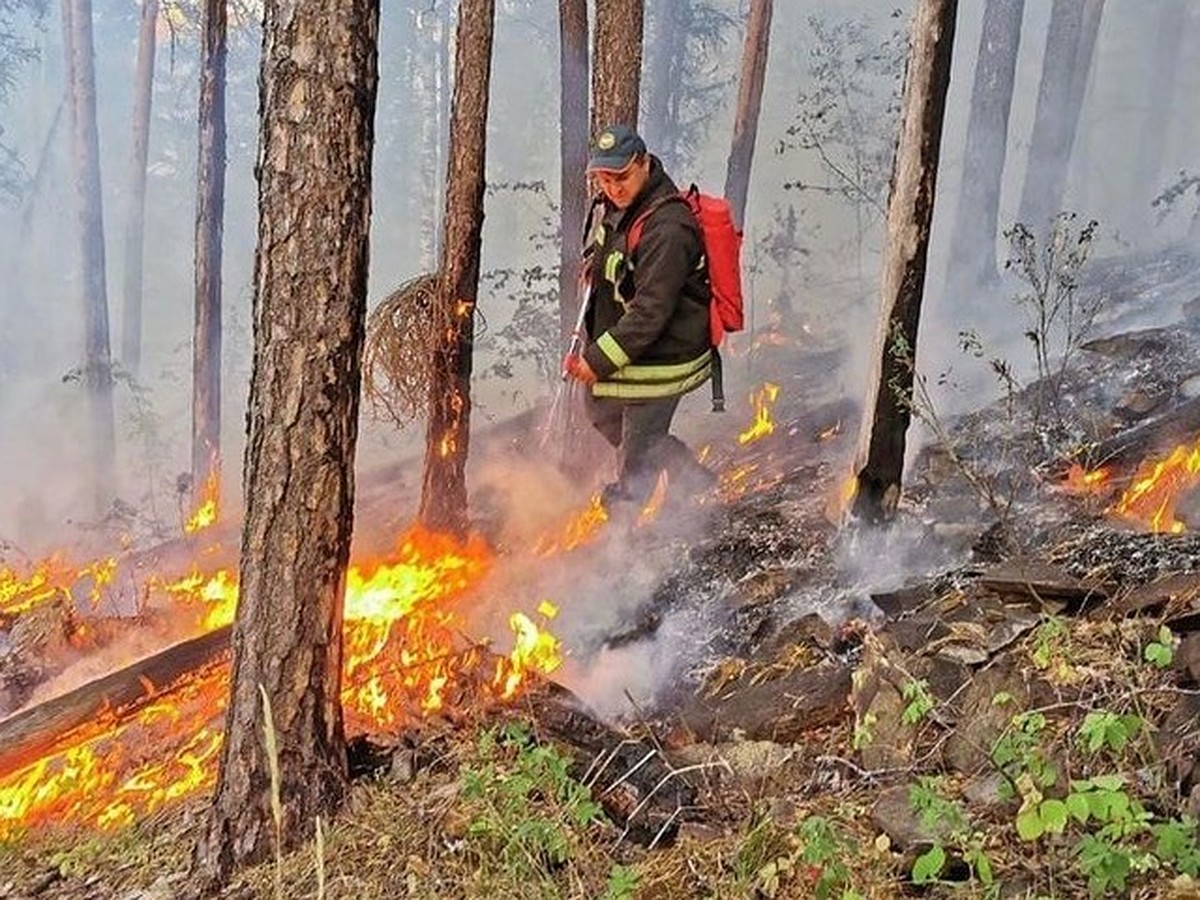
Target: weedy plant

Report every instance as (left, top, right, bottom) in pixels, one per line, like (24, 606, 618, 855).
(458, 720, 634, 899)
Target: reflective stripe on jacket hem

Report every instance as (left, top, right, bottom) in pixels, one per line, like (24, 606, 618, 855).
(593, 352, 712, 399)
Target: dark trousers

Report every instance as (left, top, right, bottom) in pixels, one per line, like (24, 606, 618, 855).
(584, 393, 707, 505)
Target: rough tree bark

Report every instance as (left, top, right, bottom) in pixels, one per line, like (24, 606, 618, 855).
(417, 0, 495, 536)
(62, 0, 116, 511)
(1017, 0, 1104, 234)
(851, 0, 957, 525)
(558, 0, 588, 345)
(591, 0, 643, 132)
(120, 0, 158, 375)
(723, 0, 773, 232)
(944, 0, 1023, 296)
(193, 0, 380, 883)
(192, 0, 227, 489)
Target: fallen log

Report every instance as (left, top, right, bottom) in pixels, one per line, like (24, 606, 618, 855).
(1061, 394, 1200, 476)
(977, 558, 1109, 611)
(521, 679, 698, 847)
(0, 624, 231, 777)
(672, 662, 852, 744)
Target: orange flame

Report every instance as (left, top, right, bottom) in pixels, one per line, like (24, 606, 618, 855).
(0, 527, 564, 838)
(737, 383, 780, 445)
(1112, 441, 1200, 533)
(532, 493, 609, 556)
(183, 469, 220, 534)
(1061, 462, 1111, 494)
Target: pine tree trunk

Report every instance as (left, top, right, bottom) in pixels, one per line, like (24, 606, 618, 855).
(558, 0, 588, 344)
(944, 0, 1023, 295)
(851, 0, 957, 525)
(193, 0, 380, 884)
(192, 0, 227, 488)
(723, 0, 773, 232)
(120, 0, 157, 375)
(418, 0, 495, 537)
(1017, 0, 1103, 233)
(62, 0, 116, 512)
(591, 0, 643, 132)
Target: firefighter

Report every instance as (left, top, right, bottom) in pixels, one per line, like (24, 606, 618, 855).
(564, 124, 717, 518)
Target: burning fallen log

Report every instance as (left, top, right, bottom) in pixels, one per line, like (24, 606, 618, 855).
(1058, 394, 1200, 476)
(0, 624, 231, 778)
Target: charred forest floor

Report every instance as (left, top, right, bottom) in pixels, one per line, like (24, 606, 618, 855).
(6, 247, 1200, 898)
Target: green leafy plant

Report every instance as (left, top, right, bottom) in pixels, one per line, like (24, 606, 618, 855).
(1144, 625, 1176, 669)
(900, 678, 935, 726)
(460, 721, 605, 892)
(1075, 711, 1142, 756)
(991, 711, 1058, 801)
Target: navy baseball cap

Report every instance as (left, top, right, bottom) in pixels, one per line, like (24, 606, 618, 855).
(587, 124, 646, 172)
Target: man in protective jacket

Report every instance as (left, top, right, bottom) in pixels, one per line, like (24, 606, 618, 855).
(564, 124, 717, 518)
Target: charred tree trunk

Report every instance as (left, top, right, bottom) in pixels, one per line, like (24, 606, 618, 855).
(723, 0, 773, 232)
(193, 0, 380, 883)
(944, 0, 1023, 296)
(558, 0, 588, 345)
(120, 0, 157, 375)
(591, 0, 643, 132)
(192, 0, 227, 490)
(1017, 0, 1104, 234)
(851, 0, 957, 525)
(62, 0, 116, 511)
(417, 0, 495, 536)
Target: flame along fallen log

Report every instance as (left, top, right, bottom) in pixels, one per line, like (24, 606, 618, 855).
(0, 624, 233, 778)
(1061, 393, 1200, 476)
(0, 624, 698, 848)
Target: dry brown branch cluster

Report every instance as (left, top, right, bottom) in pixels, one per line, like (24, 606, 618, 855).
(362, 272, 444, 427)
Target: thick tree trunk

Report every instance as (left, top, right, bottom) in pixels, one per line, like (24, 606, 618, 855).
(193, 0, 380, 883)
(1017, 0, 1104, 234)
(417, 0, 495, 537)
(558, 0, 588, 345)
(723, 0, 773, 233)
(944, 0, 1023, 296)
(591, 0, 643, 132)
(62, 0, 116, 512)
(851, 0, 957, 525)
(120, 0, 157, 375)
(192, 0, 227, 489)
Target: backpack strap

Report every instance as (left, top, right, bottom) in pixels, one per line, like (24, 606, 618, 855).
(626, 192, 690, 255)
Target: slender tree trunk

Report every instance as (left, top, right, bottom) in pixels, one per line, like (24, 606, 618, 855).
(945, 0, 1023, 296)
(418, 0, 495, 536)
(591, 0, 643, 132)
(1133, 0, 1187, 204)
(121, 0, 157, 376)
(558, 0, 588, 344)
(193, 0, 380, 884)
(723, 0, 773, 233)
(62, 0, 116, 512)
(851, 0, 957, 525)
(639, 1, 683, 170)
(1017, 0, 1103, 233)
(192, 0, 227, 490)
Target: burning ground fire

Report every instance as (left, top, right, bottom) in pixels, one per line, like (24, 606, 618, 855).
(1064, 437, 1200, 533)
(0, 379, 792, 839)
(0, 527, 562, 838)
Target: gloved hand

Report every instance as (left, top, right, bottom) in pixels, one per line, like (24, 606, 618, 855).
(563, 354, 598, 385)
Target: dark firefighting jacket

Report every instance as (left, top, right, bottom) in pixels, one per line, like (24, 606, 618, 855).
(581, 157, 713, 400)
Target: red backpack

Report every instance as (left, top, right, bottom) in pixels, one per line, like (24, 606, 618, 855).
(628, 185, 745, 348)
